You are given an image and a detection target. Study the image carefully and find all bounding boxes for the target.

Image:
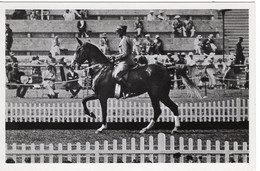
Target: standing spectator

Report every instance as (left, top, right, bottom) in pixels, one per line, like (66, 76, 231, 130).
(6, 52, 18, 78)
(50, 36, 64, 56)
(202, 34, 216, 55)
(154, 35, 164, 55)
(35, 10, 41, 20)
(78, 9, 88, 19)
(172, 15, 184, 37)
(143, 34, 154, 55)
(134, 17, 143, 37)
(234, 37, 245, 74)
(65, 66, 82, 98)
(99, 33, 110, 55)
(147, 10, 156, 21)
(42, 65, 58, 99)
(175, 52, 187, 89)
(186, 52, 198, 85)
(8, 65, 29, 98)
(77, 16, 87, 38)
(6, 24, 13, 55)
(63, 9, 73, 21)
(132, 35, 142, 55)
(194, 35, 203, 55)
(157, 10, 167, 21)
(70, 9, 81, 20)
(183, 16, 195, 37)
(29, 10, 38, 20)
(41, 9, 50, 20)
(12, 10, 27, 19)
(244, 57, 249, 89)
(203, 53, 216, 89)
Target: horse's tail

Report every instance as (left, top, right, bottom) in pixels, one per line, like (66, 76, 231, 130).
(178, 68, 202, 99)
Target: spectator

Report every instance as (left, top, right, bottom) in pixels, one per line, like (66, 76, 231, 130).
(41, 9, 50, 20)
(31, 56, 42, 75)
(8, 65, 29, 98)
(165, 53, 175, 67)
(63, 9, 73, 21)
(202, 34, 217, 55)
(78, 9, 88, 19)
(134, 17, 143, 37)
(186, 52, 199, 85)
(244, 57, 249, 89)
(29, 10, 37, 20)
(12, 10, 27, 19)
(234, 37, 245, 74)
(77, 16, 87, 38)
(42, 65, 58, 99)
(35, 10, 41, 20)
(6, 24, 13, 55)
(175, 52, 187, 89)
(194, 35, 203, 55)
(137, 51, 148, 65)
(153, 35, 164, 55)
(172, 15, 184, 37)
(65, 66, 82, 98)
(223, 57, 238, 89)
(25, 157, 31, 163)
(70, 9, 81, 20)
(50, 36, 66, 56)
(183, 16, 195, 37)
(202, 53, 216, 89)
(147, 10, 156, 21)
(157, 10, 167, 21)
(143, 34, 154, 55)
(6, 52, 18, 78)
(6, 158, 15, 163)
(132, 35, 142, 55)
(44, 52, 57, 74)
(99, 33, 110, 55)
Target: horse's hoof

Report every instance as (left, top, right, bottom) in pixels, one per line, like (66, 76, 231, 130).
(139, 128, 147, 134)
(171, 128, 179, 134)
(95, 130, 102, 134)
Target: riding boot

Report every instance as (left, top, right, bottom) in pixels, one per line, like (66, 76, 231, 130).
(118, 78, 136, 98)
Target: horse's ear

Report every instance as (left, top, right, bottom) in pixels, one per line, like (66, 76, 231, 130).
(76, 37, 83, 46)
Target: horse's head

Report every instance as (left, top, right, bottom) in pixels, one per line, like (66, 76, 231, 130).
(71, 37, 88, 67)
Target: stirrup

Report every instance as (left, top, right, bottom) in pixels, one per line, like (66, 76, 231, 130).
(121, 92, 136, 99)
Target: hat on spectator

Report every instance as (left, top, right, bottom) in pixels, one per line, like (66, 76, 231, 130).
(145, 34, 150, 37)
(6, 23, 10, 27)
(181, 52, 186, 56)
(149, 10, 154, 13)
(9, 52, 15, 56)
(197, 35, 203, 39)
(155, 35, 160, 38)
(167, 53, 172, 56)
(174, 15, 180, 19)
(208, 34, 214, 39)
(188, 52, 194, 56)
(101, 33, 107, 38)
(159, 10, 164, 14)
(115, 25, 127, 32)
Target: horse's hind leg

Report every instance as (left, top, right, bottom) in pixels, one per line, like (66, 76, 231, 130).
(140, 95, 161, 134)
(160, 96, 180, 133)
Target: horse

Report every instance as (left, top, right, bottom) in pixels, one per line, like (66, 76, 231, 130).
(71, 37, 201, 134)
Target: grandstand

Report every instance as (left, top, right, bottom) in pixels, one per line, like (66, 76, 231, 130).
(6, 9, 235, 56)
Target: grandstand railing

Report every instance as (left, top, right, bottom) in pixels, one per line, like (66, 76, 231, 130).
(5, 133, 249, 163)
(5, 98, 248, 123)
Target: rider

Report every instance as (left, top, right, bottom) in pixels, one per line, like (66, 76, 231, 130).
(112, 25, 136, 97)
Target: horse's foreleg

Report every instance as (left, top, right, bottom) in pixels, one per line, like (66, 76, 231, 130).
(140, 97, 161, 134)
(82, 94, 98, 118)
(160, 96, 180, 133)
(95, 98, 108, 134)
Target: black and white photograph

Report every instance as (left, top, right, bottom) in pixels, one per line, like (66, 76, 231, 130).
(1, 1, 256, 171)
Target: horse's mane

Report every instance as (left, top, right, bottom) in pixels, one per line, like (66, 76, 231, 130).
(84, 42, 111, 65)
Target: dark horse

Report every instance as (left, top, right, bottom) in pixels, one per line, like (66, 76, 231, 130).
(72, 38, 201, 134)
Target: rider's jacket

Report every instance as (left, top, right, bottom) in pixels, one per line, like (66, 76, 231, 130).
(115, 35, 135, 65)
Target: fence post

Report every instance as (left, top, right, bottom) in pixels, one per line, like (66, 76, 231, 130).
(236, 98, 241, 122)
(233, 142, 238, 162)
(31, 143, 35, 163)
(95, 141, 100, 163)
(131, 138, 136, 162)
(122, 139, 127, 163)
(103, 140, 108, 163)
(112, 140, 117, 163)
(85, 142, 90, 163)
(149, 136, 154, 163)
(75, 142, 81, 163)
(40, 144, 44, 163)
(21, 143, 26, 163)
(224, 141, 229, 162)
(197, 139, 202, 163)
(242, 142, 248, 163)
(206, 140, 211, 163)
(215, 141, 220, 163)
(170, 136, 175, 163)
(58, 143, 63, 163)
(179, 137, 184, 163)
(49, 143, 53, 163)
(158, 133, 166, 163)
(67, 143, 72, 162)
(140, 137, 145, 163)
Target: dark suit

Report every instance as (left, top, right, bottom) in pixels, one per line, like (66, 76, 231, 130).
(65, 71, 82, 97)
(77, 20, 87, 38)
(6, 28, 13, 54)
(8, 70, 28, 98)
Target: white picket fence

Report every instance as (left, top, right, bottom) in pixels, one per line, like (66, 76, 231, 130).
(5, 98, 248, 123)
(6, 133, 248, 163)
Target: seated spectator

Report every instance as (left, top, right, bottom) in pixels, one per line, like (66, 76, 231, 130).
(223, 57, 238, 89)
(77, 16, 87, 38)
(65, 66, 82, 98)
(175, 52, 187, 89)
(153, 35, 164, 55)
(42, 65, 58, 99)
(202, 34, 217, 55)
(183, 16, 195, 37)
(35, 10, 41, 20)
(134, 17, 143, 37)
(50, 36, 65, 56)
(202, 53, 216, 89)
(63, 9, 73, 21)
(8, 65, 29, 98)
(41, 9, 50, 20)
(147, 10, 156, 21)
(6, 158, 15, 163)
(99, 33, 110, 55)
(172, 15, 184, 37)
(45, 52, 57, 74)
(6, 52, 18, 79)
(186, 52, 199, 85)
(132, 35, 142, 55)
(165, 53, 175, 67)
(29, 10, 37, 20)
(31, 56, 42, 75)
(194, 35, 203, 55)
(157, 10, 167, 21)
(143, 34, 154, 55)
(12, 10, 27, 19)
